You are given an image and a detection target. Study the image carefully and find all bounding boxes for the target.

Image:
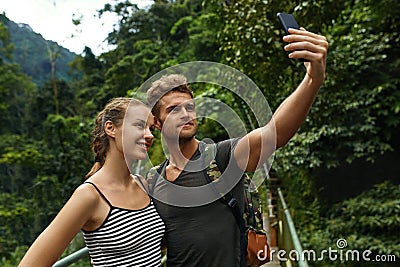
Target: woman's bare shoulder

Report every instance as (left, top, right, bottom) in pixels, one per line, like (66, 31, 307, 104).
(71, 181, 102, 206)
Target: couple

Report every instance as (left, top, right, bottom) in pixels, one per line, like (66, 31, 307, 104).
(19, 27, 328, 267)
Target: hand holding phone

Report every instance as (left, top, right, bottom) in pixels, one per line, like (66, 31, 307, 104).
(277, 12, 309, 62)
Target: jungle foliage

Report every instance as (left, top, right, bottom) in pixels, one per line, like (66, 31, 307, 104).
(0, 0, 399, 265)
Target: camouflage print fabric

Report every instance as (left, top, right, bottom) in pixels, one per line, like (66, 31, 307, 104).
(204, 144, 264, 230)
(145, 164, 163, 195)
(243, 174, 263, 230)
(206, 159, 222, 181)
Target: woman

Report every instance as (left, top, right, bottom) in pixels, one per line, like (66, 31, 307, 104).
(19, 98, 165, 267)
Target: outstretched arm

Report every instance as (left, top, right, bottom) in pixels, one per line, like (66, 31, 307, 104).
(235, 28, 328, 172)
(18, 185, 98, 267)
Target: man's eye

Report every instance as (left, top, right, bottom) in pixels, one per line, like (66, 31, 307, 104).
(186, 104, 195, 111)
(171, 106, 180, 113)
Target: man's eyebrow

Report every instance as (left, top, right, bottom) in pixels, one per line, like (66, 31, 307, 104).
(134, 119, 146, 123)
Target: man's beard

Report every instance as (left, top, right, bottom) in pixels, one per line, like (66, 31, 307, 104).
(161, 121, 198, 144)
(178, 129, 197, 144)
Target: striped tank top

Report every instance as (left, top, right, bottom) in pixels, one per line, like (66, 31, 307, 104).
(82, 181, 165, 267)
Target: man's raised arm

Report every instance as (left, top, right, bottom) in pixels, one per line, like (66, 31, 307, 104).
(235, 28, 329, 172)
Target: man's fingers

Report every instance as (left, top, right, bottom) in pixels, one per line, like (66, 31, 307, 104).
(284, 40, 327, 54)
(283, 28, 328, 62)
(288, 49, 326, 62)
(287, 28, 327, 41)
(284, 32, 328, 47)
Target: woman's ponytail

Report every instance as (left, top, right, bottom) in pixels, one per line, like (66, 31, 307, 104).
(85, 110, 108, 179)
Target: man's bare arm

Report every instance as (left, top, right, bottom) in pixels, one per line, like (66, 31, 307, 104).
(235, 28, 328, 172)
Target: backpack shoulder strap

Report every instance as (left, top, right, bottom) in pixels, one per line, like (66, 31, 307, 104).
(201, 141, 247, 267)
(201, 142, 245, 226)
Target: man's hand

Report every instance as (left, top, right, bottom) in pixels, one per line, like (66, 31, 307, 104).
(283, 28, 328, 87)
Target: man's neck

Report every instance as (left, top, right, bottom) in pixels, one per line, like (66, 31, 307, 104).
(166, 138, 199, 170)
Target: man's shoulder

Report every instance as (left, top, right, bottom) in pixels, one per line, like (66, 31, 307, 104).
(216, 137, 241, 147)
(147, 164, 161, 174)
(214, 137, 241, 164)
(212, 137, 241, 157)
(145, 160, 168, 181)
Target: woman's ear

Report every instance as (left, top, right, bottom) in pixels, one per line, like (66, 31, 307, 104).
(104, 120, 116, 138)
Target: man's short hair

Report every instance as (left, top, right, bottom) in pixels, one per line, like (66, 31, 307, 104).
(147, 74, 194, 117)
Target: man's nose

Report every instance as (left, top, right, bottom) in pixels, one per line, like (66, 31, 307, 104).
(180, 106, 193, 118)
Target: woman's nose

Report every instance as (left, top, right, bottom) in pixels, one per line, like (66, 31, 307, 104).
(144, 128, 154, 139)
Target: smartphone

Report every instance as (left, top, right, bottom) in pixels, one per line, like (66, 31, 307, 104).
(277, 12, 300, 34)
(277, 12, 308, 62)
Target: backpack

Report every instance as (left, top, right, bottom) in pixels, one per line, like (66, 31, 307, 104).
(203, 144, 269, 267)
(202, 144, 264, 231)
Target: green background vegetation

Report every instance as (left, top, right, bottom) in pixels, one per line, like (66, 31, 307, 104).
(0, 0, 399, 266)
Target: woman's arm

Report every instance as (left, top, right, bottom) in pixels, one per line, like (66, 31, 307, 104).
(19, 184, 98, 267)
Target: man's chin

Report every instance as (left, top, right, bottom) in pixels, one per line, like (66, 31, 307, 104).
(178, 132, 197, 142)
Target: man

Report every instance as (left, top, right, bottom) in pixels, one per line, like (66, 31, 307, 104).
(146, 28, 328, 266)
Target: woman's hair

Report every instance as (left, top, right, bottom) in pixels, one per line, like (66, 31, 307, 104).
(85, 97, 145, 179)
(147, 74, 193, 117)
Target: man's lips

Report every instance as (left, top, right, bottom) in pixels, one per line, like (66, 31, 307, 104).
(178, 121, 194, 128)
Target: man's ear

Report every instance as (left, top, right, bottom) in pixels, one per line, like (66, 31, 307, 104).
(104, 120, 116, 138)
(153, 116, 163, 131)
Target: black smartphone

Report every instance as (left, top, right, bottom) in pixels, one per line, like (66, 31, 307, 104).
(277, 12, 308, 62)
(277, 12, 300, 34)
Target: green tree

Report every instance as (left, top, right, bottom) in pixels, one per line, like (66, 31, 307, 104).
(328, 182, 400, 258)
(304, 182, 400, 267)
(0, 19, 91, 259)
(212, 1, 400, 263)
(0, 20, 38, 136)
(69, 47, 107, 116)
(95, 0, 221, 99)
(0, 19, 14, 61)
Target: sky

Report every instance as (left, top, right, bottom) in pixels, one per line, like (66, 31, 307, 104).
(1, 0, 153, 55)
